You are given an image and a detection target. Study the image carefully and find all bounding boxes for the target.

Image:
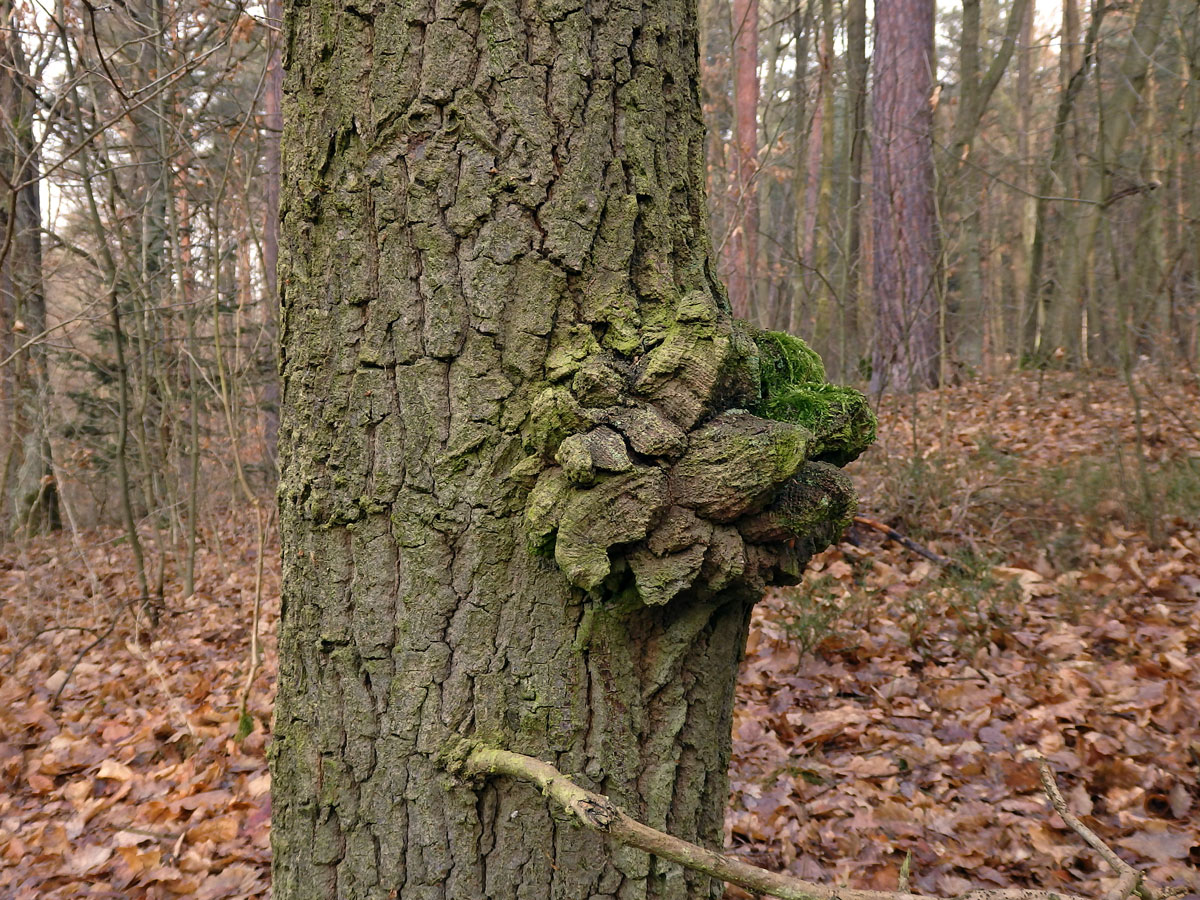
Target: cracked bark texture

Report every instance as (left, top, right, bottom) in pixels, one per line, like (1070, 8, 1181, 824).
(271, 0, 874, 896)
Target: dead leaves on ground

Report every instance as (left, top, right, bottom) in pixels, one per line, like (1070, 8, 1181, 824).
(727, 372, 1200, 899)
(1, 372, 1199, 899)
(0, 521, 277, 898)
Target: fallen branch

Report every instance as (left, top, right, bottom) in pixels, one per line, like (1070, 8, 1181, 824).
(50, 614, 122, 709)
(1033, 759, 1183, 900)
(455, 745, 1153, 900)
(851, 516, 967, 573)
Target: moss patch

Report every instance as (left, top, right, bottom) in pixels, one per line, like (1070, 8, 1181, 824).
(751, 330, 876, 466)
(755, 330, 826, 394)
(758, 382, 876, 466)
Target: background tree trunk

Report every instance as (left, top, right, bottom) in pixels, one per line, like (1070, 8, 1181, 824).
(271, 0, 872, 897)
(837, 0, 867, 381)
(728, 0, 760, 318)
(0, 0, 59, 536)
(1010, 0, 1036, 368)
(805, 0, 835, 369)
(787, 0, 814, 335)
(1021, 0, 1101, 361)
(1052, 0, 1170, 365)
(943, 0, 1030, 372)
(869, 0, 939, 392)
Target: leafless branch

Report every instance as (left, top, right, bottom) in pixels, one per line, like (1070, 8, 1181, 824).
(454, 746, 1178, 900)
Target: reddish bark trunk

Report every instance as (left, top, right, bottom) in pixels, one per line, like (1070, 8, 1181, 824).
(870, 0, 939, 392)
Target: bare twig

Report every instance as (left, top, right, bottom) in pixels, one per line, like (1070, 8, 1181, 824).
(1034, 759, 1160, 900)
(851, 516, 968, 573)
(455, 746, 1096, 900)
(236, 505, 273, 738)
(50, 615, 121, 708)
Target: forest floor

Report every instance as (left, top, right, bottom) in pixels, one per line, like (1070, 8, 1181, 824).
(2, 371, 1199, 899)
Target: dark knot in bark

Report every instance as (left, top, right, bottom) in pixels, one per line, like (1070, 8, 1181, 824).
(518, 292, 876, 605)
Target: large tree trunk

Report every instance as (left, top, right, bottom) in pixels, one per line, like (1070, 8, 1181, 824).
(869, 0, 939, 392)
(272, 0, 874, 895)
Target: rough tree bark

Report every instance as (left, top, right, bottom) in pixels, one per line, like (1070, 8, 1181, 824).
(271, 0, 874, 897)
(869, 0, 939, 393)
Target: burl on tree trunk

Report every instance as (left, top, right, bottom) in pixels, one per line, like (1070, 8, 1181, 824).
(269, 0, 875, 895)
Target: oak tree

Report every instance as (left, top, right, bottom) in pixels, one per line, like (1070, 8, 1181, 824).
(270, 0, 874, 895)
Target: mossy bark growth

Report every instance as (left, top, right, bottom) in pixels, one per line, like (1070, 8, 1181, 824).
(271, 0, 874, 896)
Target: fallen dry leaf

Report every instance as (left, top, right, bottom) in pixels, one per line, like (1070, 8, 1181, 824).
(65, 843, 112, 875)
(1119, 828, 1196, 863)
(186, 814, 240, 844)
(96, 758, 134, 782)
(4, 373, 1200, 900)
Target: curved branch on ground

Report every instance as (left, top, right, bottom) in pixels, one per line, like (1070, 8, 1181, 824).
(454, 746, 1174, 900)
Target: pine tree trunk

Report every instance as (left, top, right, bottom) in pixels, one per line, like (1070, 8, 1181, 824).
(272, 0, 875, 896)
(870, 0, 939, 392)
